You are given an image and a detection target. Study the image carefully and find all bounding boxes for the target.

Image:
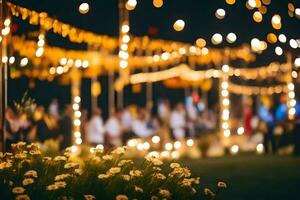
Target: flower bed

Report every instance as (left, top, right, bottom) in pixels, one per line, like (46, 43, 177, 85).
(0, 142, 226, 200)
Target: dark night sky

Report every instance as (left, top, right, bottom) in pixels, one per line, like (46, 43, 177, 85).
(7, 0, 300, 117)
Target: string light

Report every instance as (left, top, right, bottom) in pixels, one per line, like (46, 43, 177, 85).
(211, 33, 223, 45)
(153, 0, 163, 8)
(256, 143, 264, 154)
(20, 57, 29, 67)
(119, 22, 130, 69)
(230, 145, 239, 154)
(186, 139, 194, 147)
(36, 32, 45, 57)
(79, 3, 89, 14)
(126, 0, 137, 11)
(215, 8, 226, 19)
(151, 136, 160, 144)
(173, 19, 185, 31)
(1, 18, 11, 36)
(226, 33, 237, 43)
(287, 82, 296, 120)
(275, 46, 283, 56)
(221, 65, 230, 138)
(237, 127, 244, 135)
(278, 34, 287, 43)
(253, 11, 263, 23)
(73, 95, 82, 145)
(271, 14, 282, 30)
(289, 39, 298, 49)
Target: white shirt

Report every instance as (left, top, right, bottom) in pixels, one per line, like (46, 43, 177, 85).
(121, 110, 132, 131)
(132, 119, 153, 138)
(170, 110, 186, 140)
(87, 116, 105, 144)
(105, 117, 121, 138)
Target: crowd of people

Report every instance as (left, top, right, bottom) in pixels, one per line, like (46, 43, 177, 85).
(4, 98, 217, 151)
(4, 95, 300, 156)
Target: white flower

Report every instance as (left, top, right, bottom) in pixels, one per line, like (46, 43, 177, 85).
(159, 189, 171, 198)
(121, 175, 130, 181)
(107, 167, 121, 175)
(16, 194, 30, 200)
(29, 150, 41, 155)
(145, 156, 163, 166)
(54, 173, 71, 181)
(12, 187, 25, 194)
(116, 195, 128, 200)
(54, 156, 67, 161)
(217, 181, 227, 188)
(55, 181, 67, 188)
(47, 184, 58, 191)
(170, 162, 181, 169)
(154, 173, 166, 180)
(129, 170, 142, 178)
(22, 178, 34, 186)
(75, 168, 83, 175)
(42, 157, 52, 161)
(64, 162, 79, 169)
(118, 160, 133, 167)
(134, 185, 143, 193)
(84, 195, 96, 200)
(102, 155, 113, 161)
(24, 170, 38, 178)
(111, 147, 126, 155)
(15, 153, 27, 159)
(98, 174, 109, 179)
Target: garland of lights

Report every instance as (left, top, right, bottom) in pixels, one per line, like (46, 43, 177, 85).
(220, 65, 231, 137)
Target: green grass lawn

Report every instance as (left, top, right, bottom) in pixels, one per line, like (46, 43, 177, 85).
(180, 154, 300, 200)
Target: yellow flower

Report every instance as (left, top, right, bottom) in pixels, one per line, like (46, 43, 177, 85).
(159, 189, 171, 198)
(75, 168, 83, 175)
(170, 162, 181, 169)
(24, 170, 38, 178)
(55, 181, 67, 188)
(108, 167, 121, 175)
(54, 156, 67, 161)
(116, 194, 128, 200)
(16, 194, 30, 200)
(146, 156, 163, 166)
(15, 153, 27, 159)
(204, 188, 216, 197)
(54, 174, 71, 181)
(151, 196, 159, 200)
(154, 173, 166, 180)
(47, 184, 58, 191)
(129, 170, 142, 178)
(111, 147, 126, 155)
(84, 195, 96, 200)
(22, 178, 34, 186)
(217, 181, 227, 188)
(121, 175, 130, 181)
(134, 185, 143, 193)
(42, 157, 52, 161)
(12, 187, 25, 194)
(64, 162, 79, 169)
(191, 187, 197, 194)
(102, 155, 113, 161)
(98, 174, 110, 179)
(118, 160, 133, 167)
(29, 150, 41, 155)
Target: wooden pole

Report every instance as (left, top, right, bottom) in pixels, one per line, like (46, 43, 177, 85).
(0, 0, 8, 151)
(108, 70, 115, 115)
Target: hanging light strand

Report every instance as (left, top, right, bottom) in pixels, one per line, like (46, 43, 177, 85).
(221, 64, 231, 137)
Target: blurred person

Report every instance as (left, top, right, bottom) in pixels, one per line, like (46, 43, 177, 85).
(259, 104, 275, 154)
(158, 99, 171, 125)
(121, 106, 134, 144)
(105, 110, 122, 148)
(34, 106, 57, 142)
(80, 109, 89, 143)
(170, 103, 186, 140)
(48, 99, 60, 119)
(186, 99, 198, 137)
(4, 107, 19, 151)
(86, 108, 105, 146)
(132, 108, 154, 138)
(58, 105, 73, 149)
